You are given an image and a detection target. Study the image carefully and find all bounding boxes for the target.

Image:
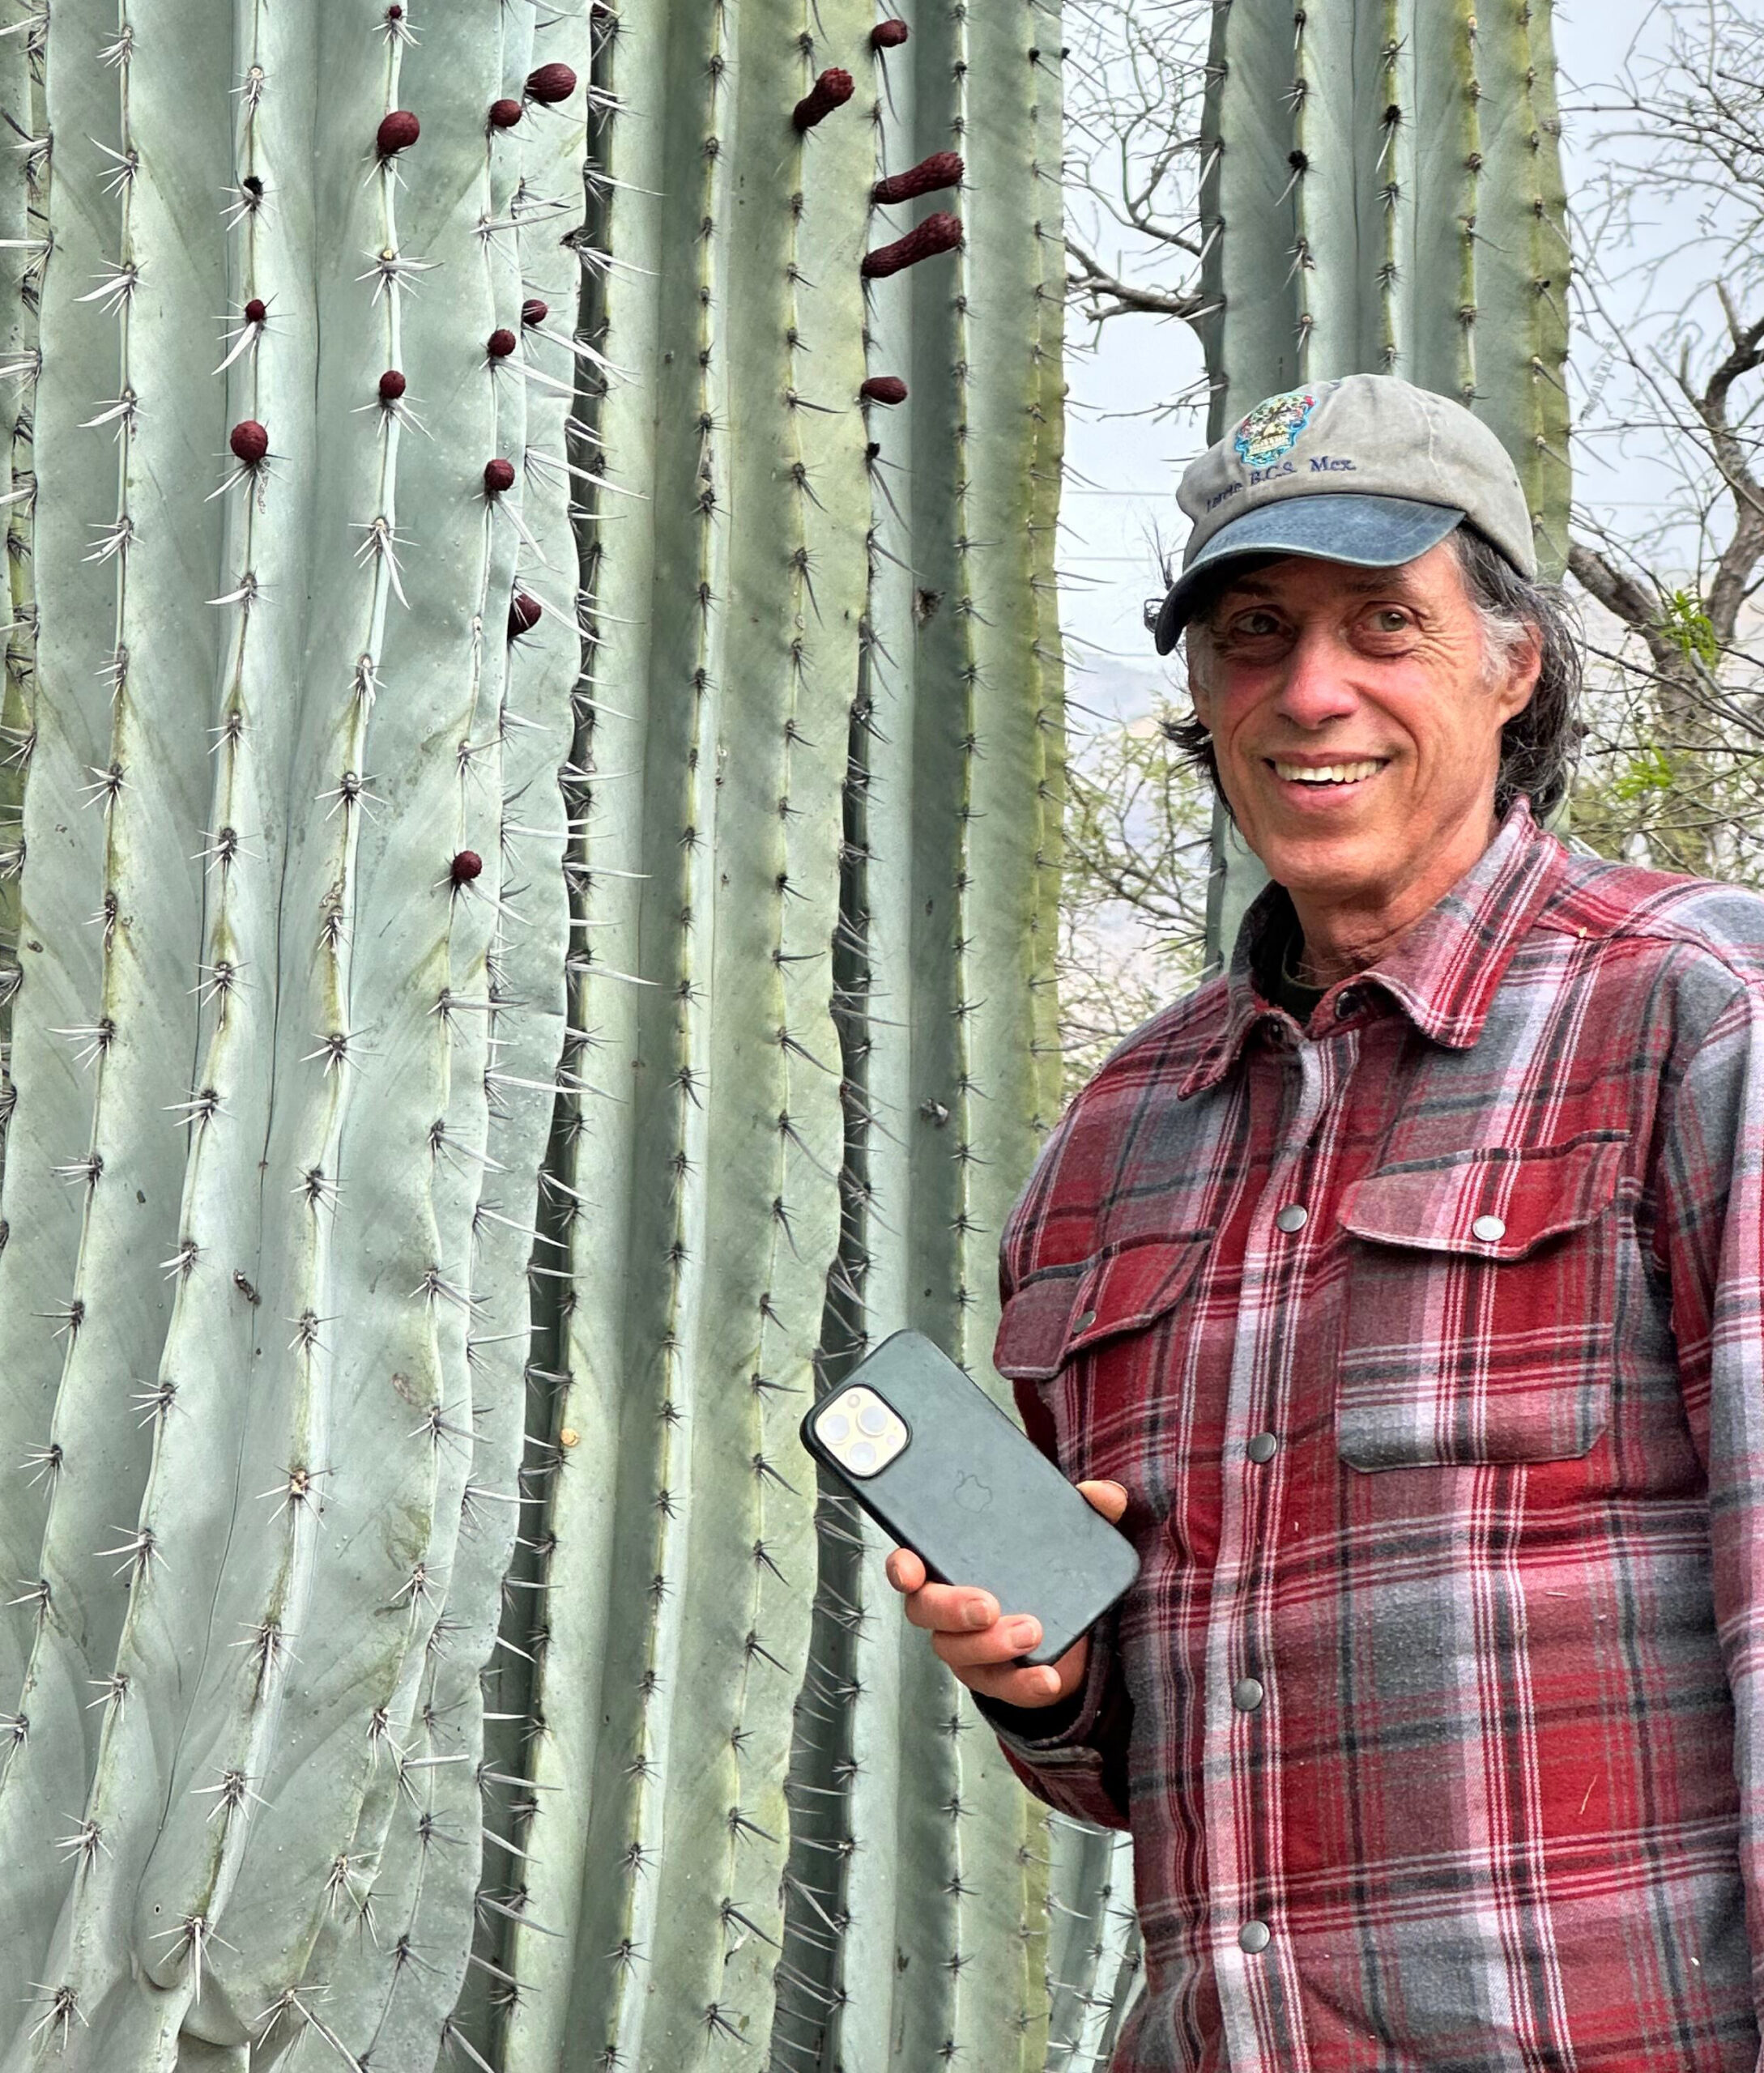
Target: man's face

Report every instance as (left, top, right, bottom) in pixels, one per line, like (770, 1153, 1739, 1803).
(1186, 540, 1540, 907)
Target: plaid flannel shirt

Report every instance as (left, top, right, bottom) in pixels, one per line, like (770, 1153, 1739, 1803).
(986, 798, 1764, 2071)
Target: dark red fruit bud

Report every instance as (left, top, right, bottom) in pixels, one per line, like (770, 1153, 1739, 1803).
(376, 109, 420, 156)
(244, 297, 267, 324)
(229, 419, 269, 466)
(521, 297, 548, 328)
(378, 368, 407, 401)
(871, 19, 910, 47)
(486, 328, 518, 360)
(450, 850, 484, 887)
(387, 4, 403, 15)
(871, 151, 963, 206)
(508, 593, 542, 638)
(859, 375, 908, 406)
(861, 211, 962, 279)
(484, 458, 517, 494)
(488, 98, 522, 129)
(525, 62, 577, 104)
(793, 67, 854, 132)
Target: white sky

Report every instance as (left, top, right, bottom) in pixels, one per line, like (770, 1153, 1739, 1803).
(1059, 0, 1672, 722)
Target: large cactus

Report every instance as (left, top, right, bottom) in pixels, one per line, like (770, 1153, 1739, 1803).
(0, 0, 1093, 2067)
(1197, 0, 1573, 963)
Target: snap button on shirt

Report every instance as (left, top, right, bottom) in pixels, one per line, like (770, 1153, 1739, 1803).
(1273, 1203, 1308, 1233)
(1472, 1212, 1506, 1242)
(1238, 1921, 1272, 1955)
(1233, 1677, 1265, 1713)
(1246, 1431, 1279, 1464)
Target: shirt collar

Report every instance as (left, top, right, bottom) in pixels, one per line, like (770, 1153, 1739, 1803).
(1178, 794, 1564, 1100)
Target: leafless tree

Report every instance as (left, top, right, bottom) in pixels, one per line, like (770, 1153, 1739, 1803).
(1562, 0, 1764, 877)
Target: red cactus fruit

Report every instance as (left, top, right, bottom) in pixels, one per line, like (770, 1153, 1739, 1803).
(508, 593, 542, 638)
(450, 849, 484, 888)
(861, 211, 962, 279)
(488, 96, 523, 129)
(386, 3, 403, 15)
(859, 376, 908, 406)
(378, 368, 407, 401)
(376, 109, 420, 156)
(793, 67, 854, 132)
(521, 297, 548, 328)
(486, 327, 518, 359)
(244, 297, 267, 324)
(525, 62, 577, 104)
(871, 19, 910, 47)
(871, 151, 963, 206)
(229, 419, 269, 466)
(484, 458, 517, 494)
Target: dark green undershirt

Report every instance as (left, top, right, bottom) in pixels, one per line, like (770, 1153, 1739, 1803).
(1255, 900, 1326, 1025)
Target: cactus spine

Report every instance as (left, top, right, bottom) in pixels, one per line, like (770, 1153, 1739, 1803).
(0, 0, 1082, 2065)
(1196, 0, 1573, 964)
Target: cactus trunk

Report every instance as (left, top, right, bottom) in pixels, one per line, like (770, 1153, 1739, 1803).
(0, 0, 1082, 2065)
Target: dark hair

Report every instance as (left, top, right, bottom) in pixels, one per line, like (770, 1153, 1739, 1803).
(1158, 525, 1584, 824)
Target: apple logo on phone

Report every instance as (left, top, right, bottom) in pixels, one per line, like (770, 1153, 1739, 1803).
(953, 1471, 991, 1513)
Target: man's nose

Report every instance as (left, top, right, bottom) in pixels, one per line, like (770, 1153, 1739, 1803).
(1272, 624, 1360, 728)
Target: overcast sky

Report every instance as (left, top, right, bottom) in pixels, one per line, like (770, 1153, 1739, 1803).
(1059, 0, 1672, 719)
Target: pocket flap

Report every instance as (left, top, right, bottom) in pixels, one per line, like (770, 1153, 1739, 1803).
(1340, 1133, 1626, 1262)
(994, 1232, 1214, 1381)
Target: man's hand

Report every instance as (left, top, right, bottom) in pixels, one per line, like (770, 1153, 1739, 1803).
(883, 1479, 1131, 1709)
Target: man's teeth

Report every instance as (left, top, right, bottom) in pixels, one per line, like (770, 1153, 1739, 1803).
(1272, 760, 1383, 785)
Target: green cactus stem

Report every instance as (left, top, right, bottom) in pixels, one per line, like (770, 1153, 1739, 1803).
(0, 1, 1085, 2063)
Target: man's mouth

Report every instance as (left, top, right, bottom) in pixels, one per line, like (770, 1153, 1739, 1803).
(1266, 756, 1387, 791)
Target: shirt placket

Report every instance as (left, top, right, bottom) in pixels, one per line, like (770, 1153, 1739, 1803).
(1204, 1021, 1351, 2071)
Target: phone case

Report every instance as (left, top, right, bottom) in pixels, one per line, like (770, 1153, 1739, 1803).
(798, 1328, 1140, 1667)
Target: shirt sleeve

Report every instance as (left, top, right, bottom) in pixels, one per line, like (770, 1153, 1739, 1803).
(971, 1599, 1134, 1830)
(1653, 968, 1764, 2037)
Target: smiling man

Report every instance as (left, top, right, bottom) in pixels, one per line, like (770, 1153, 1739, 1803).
(886, 375, 1764, 2068)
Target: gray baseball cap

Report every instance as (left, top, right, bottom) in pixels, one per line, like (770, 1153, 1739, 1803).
(1152, 374, 1535, 655)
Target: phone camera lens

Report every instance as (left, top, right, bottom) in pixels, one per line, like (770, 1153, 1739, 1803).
(857, 1403, 889, 1437)
(820, 1412, 850, 1444)
(849, 1439, 878, 1472)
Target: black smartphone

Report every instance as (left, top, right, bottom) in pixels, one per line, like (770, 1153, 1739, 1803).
(798, 1328, 1140, 1668)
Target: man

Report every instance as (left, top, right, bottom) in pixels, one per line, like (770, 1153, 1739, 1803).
(886, 373, 1764, 2069)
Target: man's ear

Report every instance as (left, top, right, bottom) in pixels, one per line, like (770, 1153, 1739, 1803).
(1494, 623, 1543, 724)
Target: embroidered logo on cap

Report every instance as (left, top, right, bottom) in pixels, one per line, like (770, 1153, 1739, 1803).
(1233, 388, 1318, 470)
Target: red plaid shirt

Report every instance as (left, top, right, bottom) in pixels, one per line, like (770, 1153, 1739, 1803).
(988, 798, 1764, 2071)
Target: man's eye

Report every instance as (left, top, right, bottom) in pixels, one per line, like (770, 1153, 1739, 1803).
(1230, 611, 1281, 638)
(1370, 608, 1412, 632)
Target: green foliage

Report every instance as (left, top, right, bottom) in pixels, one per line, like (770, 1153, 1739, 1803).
(1612, 744, 1678, 802)
(1661, 590, 1719, 669)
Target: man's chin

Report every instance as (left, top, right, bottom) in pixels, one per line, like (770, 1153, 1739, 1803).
(1241, 814, 1384, 892)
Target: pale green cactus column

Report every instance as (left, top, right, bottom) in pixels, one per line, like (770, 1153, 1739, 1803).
(0, 0, 1085, 2066)
(1195, 0, 1573, 968)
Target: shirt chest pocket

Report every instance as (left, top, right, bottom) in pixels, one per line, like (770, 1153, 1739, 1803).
(1334, 1133, 1628, 1471)
(994, 1232, 1216, 1491)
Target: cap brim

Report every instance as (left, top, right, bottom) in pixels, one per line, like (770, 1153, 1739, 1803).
(1152, 495, 1465, 655)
